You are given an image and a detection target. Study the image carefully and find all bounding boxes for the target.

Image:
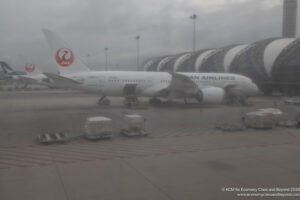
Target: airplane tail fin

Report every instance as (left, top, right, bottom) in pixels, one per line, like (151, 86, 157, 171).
(42, 29, 91, 75)
(0, 61, 18, 75)
(24, 63, 42, 76)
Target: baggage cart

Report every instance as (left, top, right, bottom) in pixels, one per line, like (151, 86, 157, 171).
(120, 114, 147, 137)
(85, 116, 113, 140)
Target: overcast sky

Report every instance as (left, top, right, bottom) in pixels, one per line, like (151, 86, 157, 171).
(0, 0, 298, 72)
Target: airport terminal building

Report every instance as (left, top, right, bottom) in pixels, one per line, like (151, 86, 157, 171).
(143, 37, 300, 95)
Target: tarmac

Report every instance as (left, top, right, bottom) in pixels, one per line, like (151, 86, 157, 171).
(0, 90, 300, 200)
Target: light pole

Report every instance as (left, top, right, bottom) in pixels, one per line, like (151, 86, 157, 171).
(190, 14, 197, 52)
(87, 53, 90, 68)
(135, 35, 140, 70)
(104, 47, 108, 71)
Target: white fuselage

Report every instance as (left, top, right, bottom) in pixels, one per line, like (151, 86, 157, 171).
(64, 71, 259, 98)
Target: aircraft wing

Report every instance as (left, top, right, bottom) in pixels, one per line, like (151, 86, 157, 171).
(11, 75, 49, 87)
(143, 84, 170, 97)
(168, 72, 198, 91)
(43, 73, 83, 90)
(153, 73, 200, 99)
(18, 76, 41, 84)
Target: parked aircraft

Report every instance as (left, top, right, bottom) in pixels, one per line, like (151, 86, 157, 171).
(0, 61, 51, 88)
(43, 29, 259, 106)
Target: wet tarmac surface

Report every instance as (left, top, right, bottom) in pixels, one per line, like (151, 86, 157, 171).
(0, 90, 300, 200)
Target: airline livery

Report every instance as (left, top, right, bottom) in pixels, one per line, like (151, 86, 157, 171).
(43, 29, 259, 106)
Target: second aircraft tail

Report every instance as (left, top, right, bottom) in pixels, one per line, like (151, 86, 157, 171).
(0, 61, 18, 75)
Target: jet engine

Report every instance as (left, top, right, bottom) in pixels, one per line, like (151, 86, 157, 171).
(195, 87, 226, 104)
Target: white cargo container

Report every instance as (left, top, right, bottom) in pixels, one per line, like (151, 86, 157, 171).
(120, 114, 147, 137)
(258, 108, 284, 124)
(85, 116, 113, 139)
(244, 108, 283, 129)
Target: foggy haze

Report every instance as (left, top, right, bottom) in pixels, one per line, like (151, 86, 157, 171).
(0, 0, 297, 72)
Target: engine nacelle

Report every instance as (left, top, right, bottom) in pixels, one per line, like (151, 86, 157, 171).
(196, 87, 225, 104)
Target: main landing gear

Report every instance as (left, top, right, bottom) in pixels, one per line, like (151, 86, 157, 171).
(97, 96, 111, 106)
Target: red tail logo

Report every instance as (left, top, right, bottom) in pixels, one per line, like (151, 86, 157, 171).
(25, 64, 35, 72)
(56, 48, 74, 67)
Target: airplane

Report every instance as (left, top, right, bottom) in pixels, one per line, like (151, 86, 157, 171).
(0, 61, 52, 88)
(43, 29, 259, 106)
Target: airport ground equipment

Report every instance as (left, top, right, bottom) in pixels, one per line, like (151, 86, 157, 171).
(225, 88, 247, 105)
(120, 114, 147, 137)
(123, 84, 140, 107)
(284, 98, 300, 106)
(295, 113, 300, 128)
(37, 132, 68, 144)
(85, 116, 113, 140)
(123, 97, 139, 108)
(278, 120, 297, 128)
(259, 108, 284, 122)
(243, 108, 283, 129)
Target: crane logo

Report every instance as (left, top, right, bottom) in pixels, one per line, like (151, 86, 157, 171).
(56, 48, 74, 67)
(25, 64, 35, 72)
